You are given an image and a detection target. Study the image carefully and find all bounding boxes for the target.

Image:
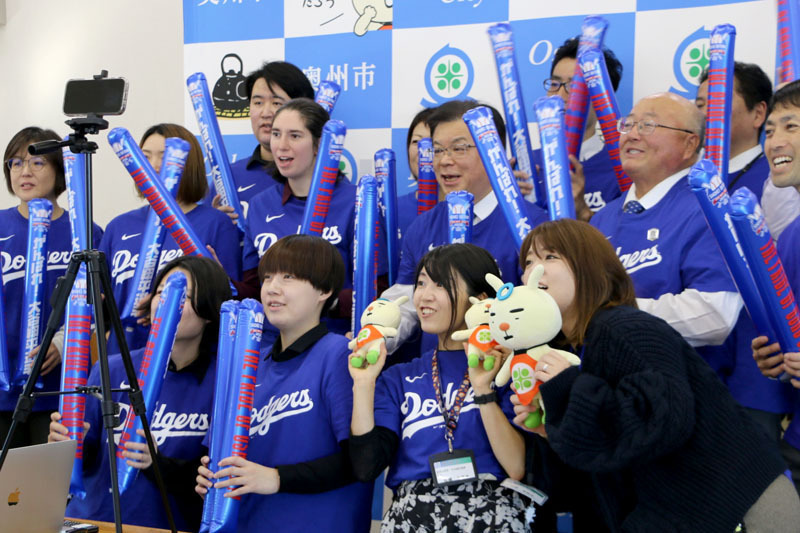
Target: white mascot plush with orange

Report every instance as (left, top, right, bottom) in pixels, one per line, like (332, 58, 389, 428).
(348, 296, 408, 368)
(486, 266, 581, 428)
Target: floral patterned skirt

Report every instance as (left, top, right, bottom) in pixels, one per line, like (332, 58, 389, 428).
(381, 477, 531, 532)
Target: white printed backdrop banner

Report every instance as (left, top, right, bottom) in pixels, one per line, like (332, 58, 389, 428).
(183, 0, 778, 197)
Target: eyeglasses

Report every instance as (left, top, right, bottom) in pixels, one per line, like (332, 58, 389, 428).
(543, 78, 570, 94)
(617, 118, 696, 136)
(433, 143, 475, 160)
(6, 157, 48, 173)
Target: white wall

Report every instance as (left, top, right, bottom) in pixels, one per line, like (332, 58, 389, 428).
(0, 0, 185, 227)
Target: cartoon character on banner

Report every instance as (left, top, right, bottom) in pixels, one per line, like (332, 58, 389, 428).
(451, 296, 498, 371)
(353, 0, 393, 36)
(349, 296, 408, 368)
(487, 267, 581, 428)
(213, 53, 249, 119)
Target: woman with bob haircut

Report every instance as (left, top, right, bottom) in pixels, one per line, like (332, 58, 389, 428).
(0, 126, 103, 448)
(51, 256, 233, 531)
(100, 123, 242, 354)
(513, 218, 800, 532)
(196, 234, 372, 533)
(349, 243, 529, 532)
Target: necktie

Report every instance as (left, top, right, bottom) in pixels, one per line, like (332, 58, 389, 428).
(623, 200, 645, 214)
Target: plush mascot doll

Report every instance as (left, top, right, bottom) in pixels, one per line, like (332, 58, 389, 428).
(451, 296, 498, 371)
(486, 266, 581, 428)
(349, 296, 409, 367)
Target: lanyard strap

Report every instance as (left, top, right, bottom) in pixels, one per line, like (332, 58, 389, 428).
(431, 350, 471, 453)
(727, 151, 763, 191)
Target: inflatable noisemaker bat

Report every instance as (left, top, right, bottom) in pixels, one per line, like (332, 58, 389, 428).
(15, 198, 53, 388)
(534, 96, 576, 220)
(186, 72, 246, 234)
(776, 0, 800, 84)
(210, 299, 263, 533)
(488, 22, 544, 208)
(300, 120, 346, 236)
(352, 176, 380, 334)
(375, 149, 400, 285)
(417, 137, 438, 214)
(121, 137, 188, 322)
(59, 147, 91, 498)
(108, 128, 214, 262)
(315, 80, 342, 113)
(730, 188, 799, 381)
(704, 24, 736, 184)
(116, 271, 187, 494)
(564, 16, 609, 160)
(463, 106, 531, 248)
(447, 191, 473, 244)
(200, 300, 239, 533)
(579, 47, 631, 193)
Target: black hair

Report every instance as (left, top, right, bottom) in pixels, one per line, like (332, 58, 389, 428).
(137, 256, 232, 356)
(406, 107, 435, 151)
(551, 37, 624, 92)
(258, 234, 345, 313)
(699, 62, 772, 135)
(414, 243, 500, 339)
(3, 127, 65, 197)
(269, 98, 334, 184)
(427, 100, 507, 149)
(245, 61, 315, 100)
(769, 79, 800, 118)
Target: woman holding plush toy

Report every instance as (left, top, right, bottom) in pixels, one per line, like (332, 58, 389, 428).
(513, 219, 800, 532)
(348, 243, 529, 532)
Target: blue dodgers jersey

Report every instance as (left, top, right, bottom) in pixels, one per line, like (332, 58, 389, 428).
(230, 332, 371, 533)
(0, 207, 103, 411)
(397, 198, 548, 286)
(374, 349, 516, 489)
(99, 204, 242, 352)
(591, 177, 738, 375)
(65, 349, 213, 531)
(777, 218, 800, 449)
(533, 145, 622, 213)
(203, 149, 278, 219)
(728, 152, 769, 202)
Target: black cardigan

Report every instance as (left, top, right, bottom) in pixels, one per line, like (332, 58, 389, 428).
(539, 305, 786, 532)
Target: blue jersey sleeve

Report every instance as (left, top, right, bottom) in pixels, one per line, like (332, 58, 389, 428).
(320, 337, 357, 443)
(373, 367, 404, 437)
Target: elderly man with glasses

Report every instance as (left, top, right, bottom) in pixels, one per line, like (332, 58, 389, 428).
(590, 92, 744, 381)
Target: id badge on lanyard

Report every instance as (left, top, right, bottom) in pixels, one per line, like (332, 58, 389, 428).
(428, 350, 479, 487)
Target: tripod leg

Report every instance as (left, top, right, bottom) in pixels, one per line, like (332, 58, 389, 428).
(92, 252, 177, 533)
(0, 252, 82, 470)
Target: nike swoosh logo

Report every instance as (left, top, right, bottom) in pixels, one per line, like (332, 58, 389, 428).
(405, 373, 427, 383)
(266, 214, 284, 223)
(121, 233, 142, 241)
(238, 184, 256, 193)
(0, 235, 14, 241)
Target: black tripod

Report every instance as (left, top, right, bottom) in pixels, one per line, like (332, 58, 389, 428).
(0, 112, 177, 533)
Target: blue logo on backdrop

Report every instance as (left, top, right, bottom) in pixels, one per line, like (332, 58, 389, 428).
(286, 31, 391, 129)
(421, 45, 475, 107)
(394, 0, 506, 29)
(183, 0, 283, 44)
(511, 13, 636, 118)
(671, 27, 710, 99)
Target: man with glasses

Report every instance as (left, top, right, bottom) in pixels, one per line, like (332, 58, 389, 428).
(380, 100, 548, 355)
(591, 92, 743, 381)
(540, 38, 624, 219)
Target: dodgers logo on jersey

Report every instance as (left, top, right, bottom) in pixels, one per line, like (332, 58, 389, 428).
(671, 27, 710, 99)
(421, 44, 474, 107)
(400, 381, 477, 440)
(2, 250, 72, 283)
(250, 389, 315, 436)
